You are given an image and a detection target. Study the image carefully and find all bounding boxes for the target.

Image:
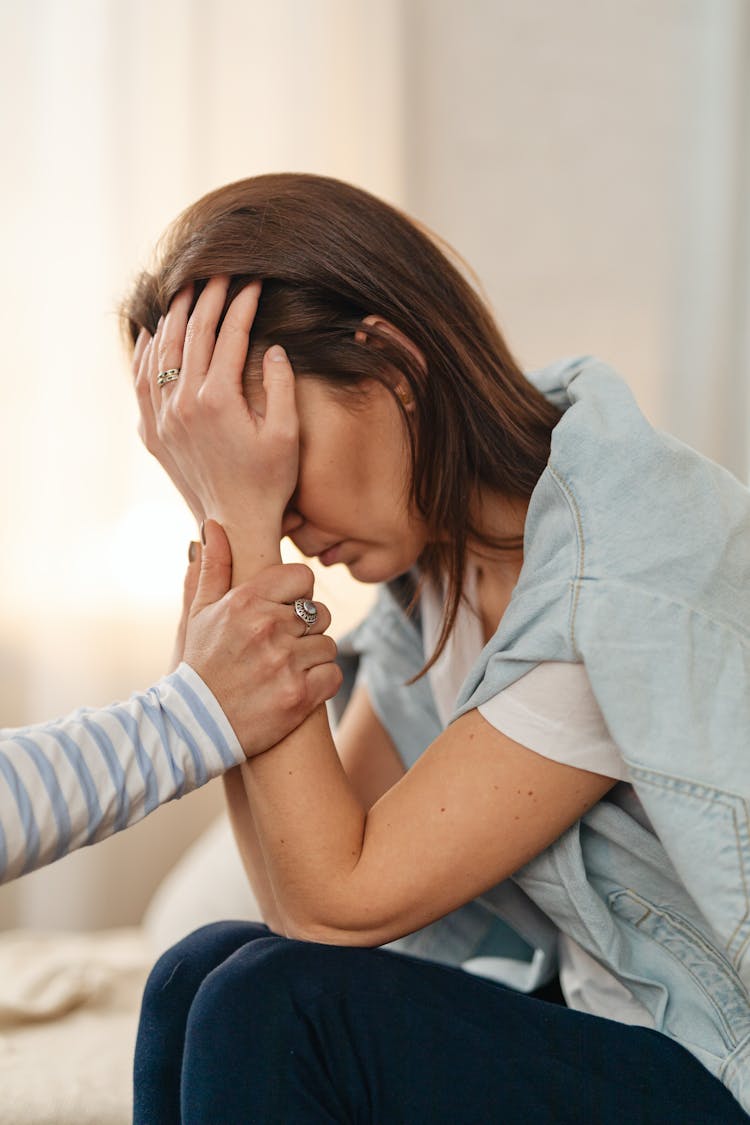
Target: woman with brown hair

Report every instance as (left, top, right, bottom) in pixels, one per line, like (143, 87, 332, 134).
(125, 174, 750, 1123)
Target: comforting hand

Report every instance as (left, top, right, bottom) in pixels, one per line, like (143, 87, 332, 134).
(182, 520, 341, 757)
(133, 276, 299, 573)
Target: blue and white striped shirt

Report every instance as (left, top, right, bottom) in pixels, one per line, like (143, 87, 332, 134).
(0, 663, 244, 883)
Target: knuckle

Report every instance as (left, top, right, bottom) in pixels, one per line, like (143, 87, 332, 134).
(279, 678, 307, 713)
(267, 649, 289, 678)
(326, 664, 344, 694)
(234, 587, 261, 615)
(157, 340, 179, 368)
(225, 586, 247, 612)
(166, 398, 192, 431)
(289, 563, 314, 589)
(249, 614, 275, 645)
(197, 385, 225, 414)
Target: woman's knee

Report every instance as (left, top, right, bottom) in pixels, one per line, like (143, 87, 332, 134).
(141, 920, 271, 1011)
(185, 936, 378, 1045)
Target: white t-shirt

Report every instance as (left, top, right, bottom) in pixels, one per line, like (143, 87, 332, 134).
(420, 570, 655, 1028)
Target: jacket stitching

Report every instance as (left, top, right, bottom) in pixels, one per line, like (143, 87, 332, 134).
(547, 467, 585, 651)
(720, 1029, 750, 1087)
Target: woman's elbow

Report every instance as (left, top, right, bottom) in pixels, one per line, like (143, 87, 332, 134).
(283, 908, 392, 948)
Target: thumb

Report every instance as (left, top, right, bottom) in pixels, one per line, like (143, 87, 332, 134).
(191, 519, 233, 613)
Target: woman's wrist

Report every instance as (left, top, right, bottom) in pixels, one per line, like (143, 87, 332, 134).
(218, 516, 283, 585)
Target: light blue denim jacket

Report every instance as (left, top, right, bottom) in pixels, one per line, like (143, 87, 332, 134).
(335, 356, 750, 1110)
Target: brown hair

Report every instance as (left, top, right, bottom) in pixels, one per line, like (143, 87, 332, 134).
(120, 172, 559, 674)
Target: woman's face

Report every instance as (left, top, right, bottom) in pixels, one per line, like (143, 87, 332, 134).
(257, 374, 429, 583)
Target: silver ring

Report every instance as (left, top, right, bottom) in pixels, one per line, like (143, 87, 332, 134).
(293, 598, 318, 635)
(157, 368, 181, 387)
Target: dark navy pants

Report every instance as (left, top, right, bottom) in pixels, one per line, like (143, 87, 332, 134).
(133, 921, 748, 1124)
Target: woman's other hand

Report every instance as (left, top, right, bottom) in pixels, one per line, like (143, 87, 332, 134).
(142, 277, 299, 578)
(181, 520, 341, 758)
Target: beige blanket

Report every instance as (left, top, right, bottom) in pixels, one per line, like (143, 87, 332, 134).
(0, 928, 156, 1125)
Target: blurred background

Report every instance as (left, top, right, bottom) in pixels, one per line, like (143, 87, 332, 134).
(0, 0, 748, 933)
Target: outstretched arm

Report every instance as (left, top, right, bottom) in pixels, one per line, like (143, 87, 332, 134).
(0, 521, 340, 885)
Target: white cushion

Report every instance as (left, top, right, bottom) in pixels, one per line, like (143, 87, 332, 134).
(142, 814, 261, 956)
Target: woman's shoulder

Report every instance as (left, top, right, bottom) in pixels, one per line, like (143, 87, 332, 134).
(531, 356, 750, 601)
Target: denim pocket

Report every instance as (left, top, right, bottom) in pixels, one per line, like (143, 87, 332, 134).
(610, 888, 750, 1049)
(630, 767, 750, 973)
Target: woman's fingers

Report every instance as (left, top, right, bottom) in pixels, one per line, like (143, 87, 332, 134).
(295, 633, 338, 670)
(304, 661, 344, 708)
(248, 562, 314, 603)
(148, 316, 165, 419)
(133, 325, 150, 372)
(262, 345, 298, 437)
(182, 275, 230, 383)
(204, 280, 262, 396)
(291, 600, 331, 637)
(229, 561, 331, 639)
(134, 333, 152, 405)
(134, 334, 156, 448)
(158, 283, 193, 390)
(249, 596, 331, 639)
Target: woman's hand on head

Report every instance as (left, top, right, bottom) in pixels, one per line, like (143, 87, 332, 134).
(132, 276, 299, 575)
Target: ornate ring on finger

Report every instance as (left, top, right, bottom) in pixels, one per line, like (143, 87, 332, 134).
(293, 598, 318, 635)
(157, 368, 181, 388)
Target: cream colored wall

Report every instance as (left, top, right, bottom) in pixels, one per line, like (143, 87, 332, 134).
(403, 0, 750, 473)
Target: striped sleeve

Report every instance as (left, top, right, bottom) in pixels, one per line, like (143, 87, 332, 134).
(0, 663, 245, 883)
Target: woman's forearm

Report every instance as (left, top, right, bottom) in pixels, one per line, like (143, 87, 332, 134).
(216, 521, 370, 935)
(239, 704, 370, 938)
